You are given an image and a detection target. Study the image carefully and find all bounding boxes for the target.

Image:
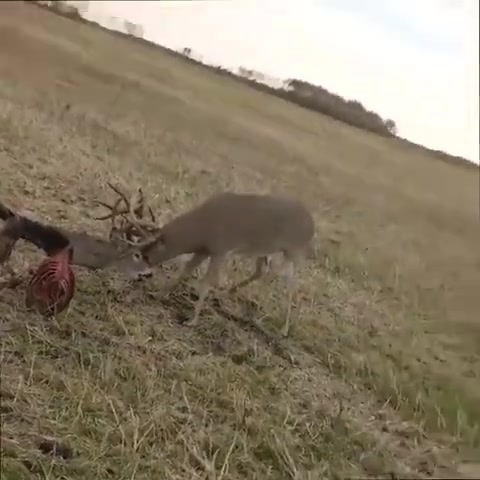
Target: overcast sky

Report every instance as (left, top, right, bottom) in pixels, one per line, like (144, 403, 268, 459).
(80, 0, 479, 164)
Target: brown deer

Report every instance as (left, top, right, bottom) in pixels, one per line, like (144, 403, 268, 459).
(0, 194, 153, 281)
(99, 188, 316, 336)
(1, 206, 77, 311)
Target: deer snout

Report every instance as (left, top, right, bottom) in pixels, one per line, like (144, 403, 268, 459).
(133, 269, 153, 281)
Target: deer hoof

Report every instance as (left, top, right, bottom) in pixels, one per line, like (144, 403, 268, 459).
(185, 317, 199, 327)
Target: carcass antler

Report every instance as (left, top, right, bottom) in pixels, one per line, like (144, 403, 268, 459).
(94, 182, 159, 245)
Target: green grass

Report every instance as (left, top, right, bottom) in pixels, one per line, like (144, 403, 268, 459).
(1, 3, 479, 479)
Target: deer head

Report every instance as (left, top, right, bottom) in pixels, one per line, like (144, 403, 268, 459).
(1, 198, 154, 282)
(93, 182, 161, 280)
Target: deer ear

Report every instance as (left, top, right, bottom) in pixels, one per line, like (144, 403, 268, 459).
(140, 232, 165, 254)
(109, 226, 123, 242)
(156, 233, 165, 246)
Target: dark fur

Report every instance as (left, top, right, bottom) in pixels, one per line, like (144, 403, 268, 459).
(16, 217, 71, 255)
(0, 202, 15, 221)
(0, 202, 70, 255)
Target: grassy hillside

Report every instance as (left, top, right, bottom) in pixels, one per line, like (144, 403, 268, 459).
(1, 3, 479, 479)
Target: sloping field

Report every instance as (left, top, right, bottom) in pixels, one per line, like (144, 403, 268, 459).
(1, 3, 479, 479)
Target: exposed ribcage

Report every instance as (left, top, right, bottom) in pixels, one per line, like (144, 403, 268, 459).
(26, 257, 75, 315)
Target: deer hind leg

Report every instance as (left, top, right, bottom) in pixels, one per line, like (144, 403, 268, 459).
(228, 255, 269, 294)
(186, 254, 226, 327)
(280, 252, 301, 337)
(161, 252, 208, 295)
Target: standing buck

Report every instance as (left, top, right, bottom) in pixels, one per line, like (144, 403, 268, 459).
(98, 188, 315, 336)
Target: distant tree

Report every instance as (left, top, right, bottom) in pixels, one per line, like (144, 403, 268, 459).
(385, 119, 397, 136)
(182, 47, 192, 57)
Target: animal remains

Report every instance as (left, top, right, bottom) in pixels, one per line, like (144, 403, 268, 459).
(0, 199, 153, 281)
(0, 204, 76, 314)
(25, 245, 76, 316)
(0, 196, 153, 315)
(0, 214, 22, 282)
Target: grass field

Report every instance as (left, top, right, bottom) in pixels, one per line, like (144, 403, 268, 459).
(1, 3, 479, 479)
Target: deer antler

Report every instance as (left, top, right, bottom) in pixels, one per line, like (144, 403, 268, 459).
(128, 188, 156, 224)
(94, 182, 160, 246)
(93, 183, 129, 221)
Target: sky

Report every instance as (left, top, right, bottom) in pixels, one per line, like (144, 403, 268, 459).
(78, 0, 479, 164)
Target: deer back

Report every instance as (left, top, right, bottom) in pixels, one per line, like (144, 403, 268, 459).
(142, 192, 315, 264)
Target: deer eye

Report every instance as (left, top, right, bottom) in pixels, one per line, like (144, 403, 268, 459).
(133, 252, 141, 261)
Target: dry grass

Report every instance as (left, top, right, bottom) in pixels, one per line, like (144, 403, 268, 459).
(1, 3, 479, 479)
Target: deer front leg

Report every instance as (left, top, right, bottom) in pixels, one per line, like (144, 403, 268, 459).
(186, 254, 226, 327)
(161, 252, 208, 295)
(280, 258, 297, 337)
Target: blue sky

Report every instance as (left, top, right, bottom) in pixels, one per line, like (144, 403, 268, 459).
(79, 0, 479, 163)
